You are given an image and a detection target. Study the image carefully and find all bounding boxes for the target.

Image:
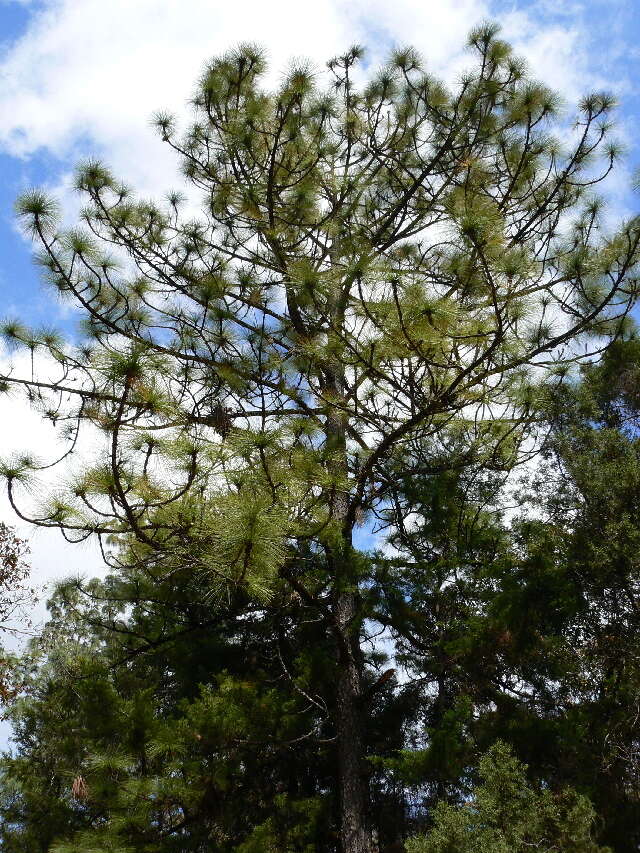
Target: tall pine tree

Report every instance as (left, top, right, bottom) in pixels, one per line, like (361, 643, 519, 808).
(2, 24, 639, 851)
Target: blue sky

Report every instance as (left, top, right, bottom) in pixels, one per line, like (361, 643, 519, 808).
(0, 0, 638, 604)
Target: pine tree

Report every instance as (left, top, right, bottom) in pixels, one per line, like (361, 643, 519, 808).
(2, 23, 639, 851)
(513, 338, 640, 849)
(407, 742, 609, 853)
(0, 568, 338, 852)
(374, 337, 640, 850)
(0, 523, 33, 700)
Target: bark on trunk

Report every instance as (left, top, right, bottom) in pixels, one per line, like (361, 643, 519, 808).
(322, 233, 376, 851)
(325, 400, 376, 853)
(335, 588, 376, 853)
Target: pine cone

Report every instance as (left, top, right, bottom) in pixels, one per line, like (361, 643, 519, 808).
(71, 774, 89, 801)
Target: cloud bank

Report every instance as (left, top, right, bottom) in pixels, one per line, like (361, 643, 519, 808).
(0, 0, 618, 191)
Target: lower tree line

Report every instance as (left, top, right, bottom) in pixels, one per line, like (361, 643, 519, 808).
(1, 340, 640, 851)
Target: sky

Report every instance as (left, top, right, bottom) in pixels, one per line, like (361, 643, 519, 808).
(0, 0, 639, 630)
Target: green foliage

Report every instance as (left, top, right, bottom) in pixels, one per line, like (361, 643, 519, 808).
(371, 338, 640, 850)
(14, 189, 59, 235)
(0, 561, 337, 852)
(407, 743, 609, 853)
(0, 524, 34, 702)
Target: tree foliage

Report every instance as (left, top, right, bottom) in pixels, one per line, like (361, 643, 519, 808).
(3, 23, 636, 583)
(0, 523, 33, 701)
(407, 742, 608, 853)
(4, 343, 640, 849)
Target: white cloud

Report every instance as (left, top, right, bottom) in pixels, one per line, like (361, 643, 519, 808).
(0, 0, 623, 194)
(0, 0, 361, 192)
(500, 9, 626, 103)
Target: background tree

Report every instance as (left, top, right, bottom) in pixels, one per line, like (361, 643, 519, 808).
(0, 523, 34, 702)
(0, 567, 339, 852)
(406, 742, 609, 853)
(505, 338, 640, 850)
(1, 22, 639, 852)
(371, 338, 640, 851)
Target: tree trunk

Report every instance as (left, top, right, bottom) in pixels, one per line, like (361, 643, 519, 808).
(322, 230, 376, 851)
(334, 586, 376, 853)
(325, 394, 376, 853)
